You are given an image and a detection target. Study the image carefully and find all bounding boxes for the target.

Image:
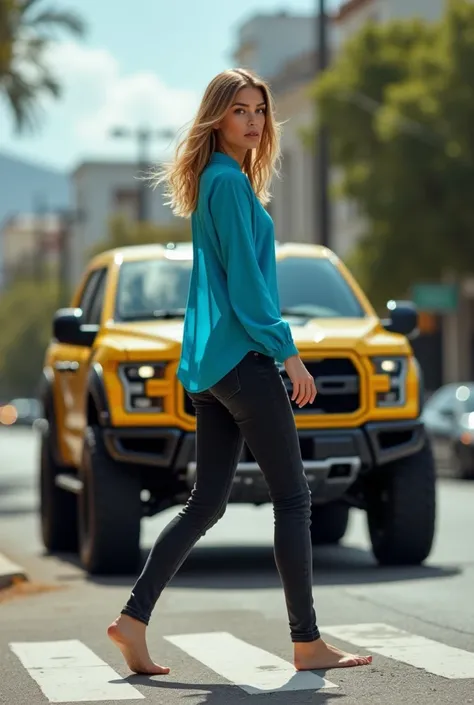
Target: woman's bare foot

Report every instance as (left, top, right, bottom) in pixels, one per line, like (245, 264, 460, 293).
(294, 638, 372, 671)
(107, 614, 170, 676)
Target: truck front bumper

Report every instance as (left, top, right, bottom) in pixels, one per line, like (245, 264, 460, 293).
(103, 418, 427, 504)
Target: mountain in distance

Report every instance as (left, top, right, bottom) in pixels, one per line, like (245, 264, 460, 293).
(0, 151, 71, 225)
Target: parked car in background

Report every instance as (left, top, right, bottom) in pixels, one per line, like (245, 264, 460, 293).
(422, 382, 474, 479)
(0, 398, 42, 427)
(9, 398, 43, 426)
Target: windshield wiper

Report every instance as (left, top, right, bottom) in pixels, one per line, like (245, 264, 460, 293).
(280, 307, 320, 318)
(119, 308, 186, 321)
(152, 308, 186, 319)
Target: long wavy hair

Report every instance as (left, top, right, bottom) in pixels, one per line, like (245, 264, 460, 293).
(153, 68, 281, 218)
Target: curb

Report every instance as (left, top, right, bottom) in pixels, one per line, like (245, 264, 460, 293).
(0, 552, 28, 590)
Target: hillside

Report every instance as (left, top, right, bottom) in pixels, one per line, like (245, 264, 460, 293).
(0, 152, 71, 225)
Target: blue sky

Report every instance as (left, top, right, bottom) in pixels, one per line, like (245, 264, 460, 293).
(1, 0, 341, 172)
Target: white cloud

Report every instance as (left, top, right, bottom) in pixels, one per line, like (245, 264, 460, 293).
(7, 41, 200, 167)
(48, 43, 198, 148)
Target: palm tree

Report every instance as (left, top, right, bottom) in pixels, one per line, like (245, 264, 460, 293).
(0, 0, 86, 132)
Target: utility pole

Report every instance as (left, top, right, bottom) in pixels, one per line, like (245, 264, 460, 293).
(137, 128, 150, 223)
(316, 0, 331, 249)
(56, 210, 74, 309)
(111, 127, 174, 223)
(33, 193, 46, 282)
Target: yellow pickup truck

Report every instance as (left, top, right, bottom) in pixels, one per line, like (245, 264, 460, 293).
(39, 242, 436, 575)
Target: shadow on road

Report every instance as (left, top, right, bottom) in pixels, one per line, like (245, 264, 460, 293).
(46, 542, 461, 591)
(109, 674, 345, 704)
(166, 544, 460, 590)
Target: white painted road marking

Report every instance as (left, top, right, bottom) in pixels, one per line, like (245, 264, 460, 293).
(323, 623, 474, 679)
(9, 623, 474, 702)
(164, 631, 337, 695)
(9, 640, 145, 702)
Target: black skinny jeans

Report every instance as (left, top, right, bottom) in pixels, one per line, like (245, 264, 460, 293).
(121, 351, 320, 643)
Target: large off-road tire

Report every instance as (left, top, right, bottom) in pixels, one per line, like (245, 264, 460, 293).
(39, 422, 78, 552)
(310, 502, 350, 545)
(366, 441, 436, 566)
(78, 425, 142, 575)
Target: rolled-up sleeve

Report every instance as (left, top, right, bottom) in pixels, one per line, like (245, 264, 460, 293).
(209, 172, 299, 362)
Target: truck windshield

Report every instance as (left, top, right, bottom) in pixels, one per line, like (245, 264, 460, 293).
(115, 256, 366, 321)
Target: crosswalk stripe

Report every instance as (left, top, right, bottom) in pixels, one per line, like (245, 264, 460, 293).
(9, 640, 145, 702)
(164, 631, 338, 695)
(9, 622, 474, 700)
(322, 623, 474, 679)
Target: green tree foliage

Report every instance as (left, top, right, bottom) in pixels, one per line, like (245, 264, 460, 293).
(0, 0, 86, 132)
(0, 277, 58, 397)
(311, 0, 474, 307)
(89, 214, 192, 258)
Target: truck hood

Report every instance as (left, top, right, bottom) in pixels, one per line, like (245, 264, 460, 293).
(106, 320, 185, 360)
(106, 315, 411, 360)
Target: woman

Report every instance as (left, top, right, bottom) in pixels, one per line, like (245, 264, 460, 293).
(108, 68, 372, 675)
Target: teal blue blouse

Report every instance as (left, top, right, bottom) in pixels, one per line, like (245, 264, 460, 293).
(177, 151, 299, 393)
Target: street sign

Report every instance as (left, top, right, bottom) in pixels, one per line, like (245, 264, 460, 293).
(411, 283, 459, 312)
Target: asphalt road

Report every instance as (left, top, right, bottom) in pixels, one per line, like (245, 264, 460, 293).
(0, 426, 473, 705)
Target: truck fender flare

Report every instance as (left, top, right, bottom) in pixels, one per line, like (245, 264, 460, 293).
(39, 366, 55, 416)
(87, 362, 111, 426)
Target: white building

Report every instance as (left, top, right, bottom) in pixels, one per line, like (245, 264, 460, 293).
(233, 12, 318, 81)
(70, 161, 177, 285)
(268, 52, 323, 246)
(233, 12, 342, 249)
(269, 50, 360, 256)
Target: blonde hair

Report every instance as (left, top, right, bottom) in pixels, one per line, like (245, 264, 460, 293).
(154, 68, 281, 218)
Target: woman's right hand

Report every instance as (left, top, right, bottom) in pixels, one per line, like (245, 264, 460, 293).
(284, 355, 317, 408)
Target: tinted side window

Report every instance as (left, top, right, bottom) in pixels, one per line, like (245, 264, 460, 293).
(78, 270, 103, 320)
(87, 270, 108, 325)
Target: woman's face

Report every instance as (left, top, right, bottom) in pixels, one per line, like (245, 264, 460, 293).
(215, 85, 267, 158)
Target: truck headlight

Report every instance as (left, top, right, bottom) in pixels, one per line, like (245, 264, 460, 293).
(372, 356, 407, 407)
(123, 363, 166, 381)
(119, 363, 166, 412)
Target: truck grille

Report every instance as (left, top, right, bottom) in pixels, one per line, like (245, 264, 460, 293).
(182, 357, 360, 417)
(281, 358, 360, 414)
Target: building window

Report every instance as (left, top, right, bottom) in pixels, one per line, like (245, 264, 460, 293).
(114, 188, 138, 221)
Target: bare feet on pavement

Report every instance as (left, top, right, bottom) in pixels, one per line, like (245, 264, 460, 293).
(107, 614, 170, 676)
(294, 638, 372, 671)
